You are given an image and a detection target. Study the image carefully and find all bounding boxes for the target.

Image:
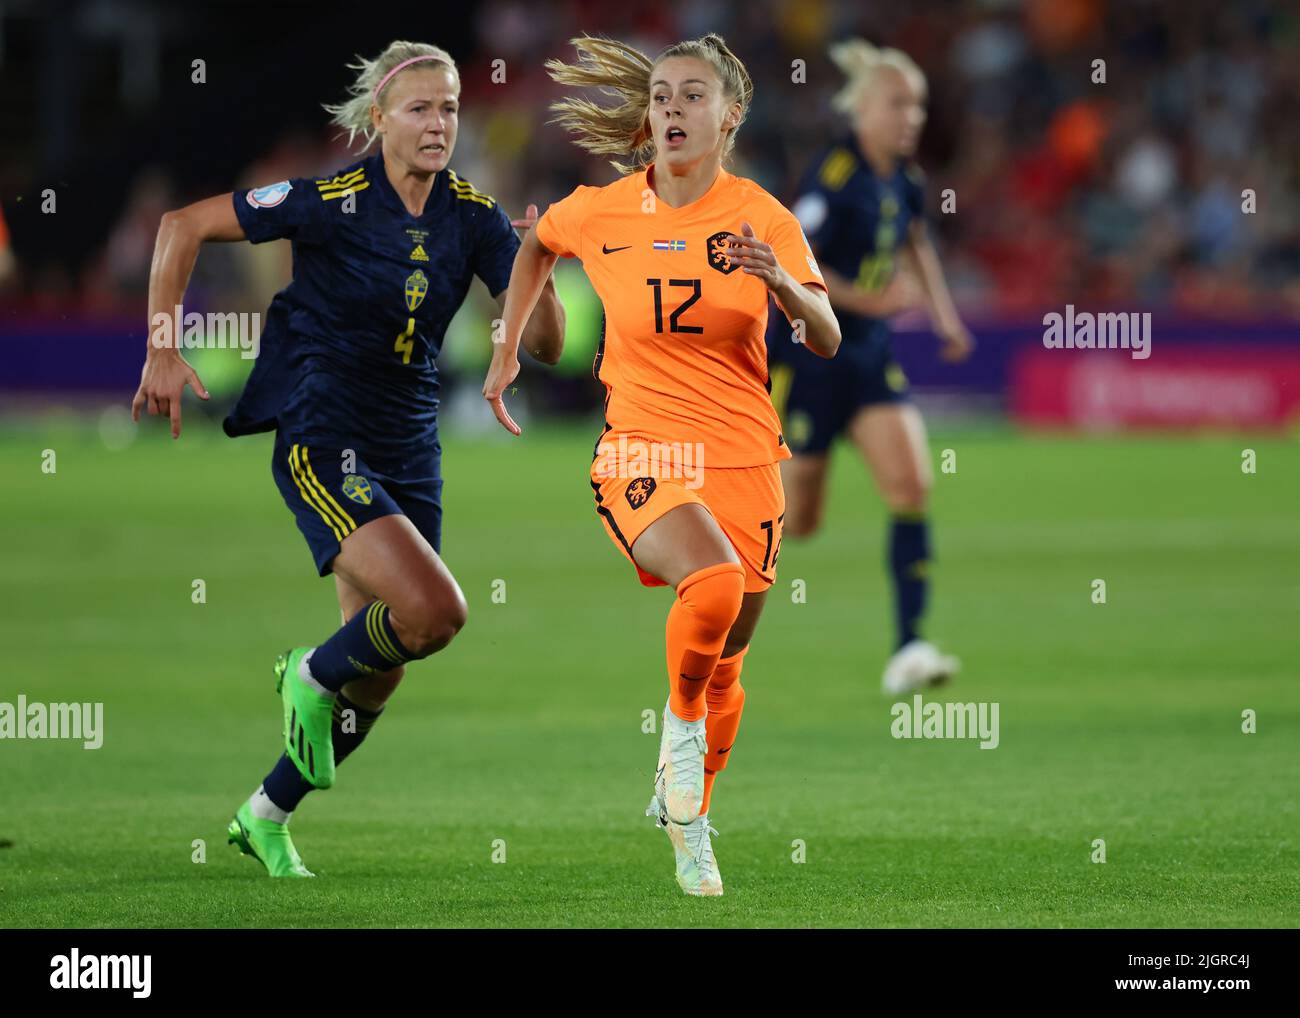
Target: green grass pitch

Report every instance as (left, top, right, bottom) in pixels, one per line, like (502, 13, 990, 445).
(3, 419, 1297, 927)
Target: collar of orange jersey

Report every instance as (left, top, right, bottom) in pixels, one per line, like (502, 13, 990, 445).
(644, 163, 731, 212)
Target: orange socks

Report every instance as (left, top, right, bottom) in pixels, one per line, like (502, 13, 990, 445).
(665, 562, 745, 722)
(702, 647, 747, 814)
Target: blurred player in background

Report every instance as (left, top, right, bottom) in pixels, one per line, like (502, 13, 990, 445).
(132, 40, 564, 876)
(485, 34, 839, 896)
(767, 40, 974, 695)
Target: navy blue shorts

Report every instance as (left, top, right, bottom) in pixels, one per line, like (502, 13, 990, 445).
(769, 336, 910, 455)
(271, 431, 443, 576)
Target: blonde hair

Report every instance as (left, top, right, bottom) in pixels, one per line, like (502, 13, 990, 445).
(323, 40, 460, 150)
(828, 38, 926, 116)
(546, 33, 754, 175)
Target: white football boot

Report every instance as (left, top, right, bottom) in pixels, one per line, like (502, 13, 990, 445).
(653, 702, 708, 823)
(881, 639, 960, 696)
(646, 794, 723, 897)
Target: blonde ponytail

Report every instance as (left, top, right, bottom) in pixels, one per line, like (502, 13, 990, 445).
(547, 33, 754, 175)
(828, 38, 925, 117)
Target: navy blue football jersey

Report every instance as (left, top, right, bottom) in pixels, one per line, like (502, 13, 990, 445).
(224, 152, 519, 459)
(768, 136, 924, 348)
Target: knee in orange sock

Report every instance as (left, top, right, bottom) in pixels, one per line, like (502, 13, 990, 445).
(666, 562, 746, 722)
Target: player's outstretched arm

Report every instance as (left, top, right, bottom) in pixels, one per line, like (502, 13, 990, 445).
(774, 277, 841, 359)
(905, 221, 974, 363)
(483, 226, 559, 435)
(505, 203, 566, 367)
(133, 194, 246, 438)
(515, 274, 565, 365)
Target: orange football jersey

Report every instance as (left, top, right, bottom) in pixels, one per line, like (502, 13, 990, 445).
(536, 166, 825, 468)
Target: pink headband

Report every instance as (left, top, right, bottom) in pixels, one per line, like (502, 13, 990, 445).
(372, 55, 447, 103)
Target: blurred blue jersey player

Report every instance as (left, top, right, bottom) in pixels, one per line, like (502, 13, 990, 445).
(132, 41, 564, 876)
(766, 39, 972, 696)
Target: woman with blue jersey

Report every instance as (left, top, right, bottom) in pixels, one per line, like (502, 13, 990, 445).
(767, 40, 973, 695)
(132, 40, 565, 876)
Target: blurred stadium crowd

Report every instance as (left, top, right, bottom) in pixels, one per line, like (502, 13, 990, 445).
(2, 0, 1297, 404)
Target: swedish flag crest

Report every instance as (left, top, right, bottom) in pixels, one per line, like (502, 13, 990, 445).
(342, 474, 373, 505)
(404, 269, 429, 312)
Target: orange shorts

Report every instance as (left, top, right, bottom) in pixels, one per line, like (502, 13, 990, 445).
(589, 449, 786, 593)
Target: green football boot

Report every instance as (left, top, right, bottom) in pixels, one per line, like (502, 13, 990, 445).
(275, 647, 336, 789)
(227, 801, 315, 878)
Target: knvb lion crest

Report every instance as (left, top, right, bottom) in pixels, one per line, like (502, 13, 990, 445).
(342, 474, 373, 505)
(625, 476, 657, 509)
(707, 231, 738, 275)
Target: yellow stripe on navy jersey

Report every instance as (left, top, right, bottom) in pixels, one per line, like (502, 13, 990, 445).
(317, 168, 368, 201)
(770, 136, 926, 350)
(316, 167, 365, 189)
(447, 169, 486, 195)
(227, 152, 523, 460)
(317, 182, 370, 200)
(448, 170, 496, 208)
(316, 179, 365, 193)
(448, 179, 489, 198)
(318, 167, 366, 184)
(818, 148, 856, 191)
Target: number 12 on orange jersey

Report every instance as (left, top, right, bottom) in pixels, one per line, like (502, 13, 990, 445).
(646, 278, 703, 335)
(760, 514, 785, 572)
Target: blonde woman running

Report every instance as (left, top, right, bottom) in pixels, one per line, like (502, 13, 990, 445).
(485, 34, 839, 896)
(134, 40, 564, 876)
(767, 40, 974, 695)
